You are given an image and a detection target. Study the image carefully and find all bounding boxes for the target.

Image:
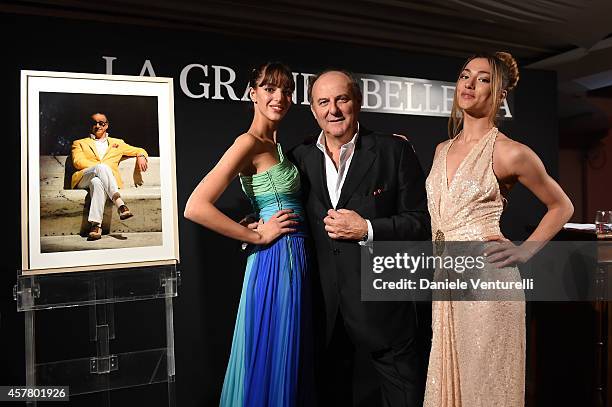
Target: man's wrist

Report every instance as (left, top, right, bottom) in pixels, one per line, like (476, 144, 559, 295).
(360, 219, 373, 242)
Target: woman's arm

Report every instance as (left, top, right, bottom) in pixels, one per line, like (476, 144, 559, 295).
(486, 140, 574, 265)
(184, 134, 297, 245)
(509, 143, 574, 243)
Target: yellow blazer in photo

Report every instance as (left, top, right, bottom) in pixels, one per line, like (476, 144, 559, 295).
(71, 136, 148, 189)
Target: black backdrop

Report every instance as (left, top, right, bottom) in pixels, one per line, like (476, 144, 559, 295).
(39, 93, 160, 156)
(1, 12, 559, 406)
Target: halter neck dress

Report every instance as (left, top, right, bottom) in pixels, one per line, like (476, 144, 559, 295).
(424, 128, 525, 407)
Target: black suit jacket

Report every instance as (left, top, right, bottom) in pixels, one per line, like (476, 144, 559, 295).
(288, 127, 431, 351)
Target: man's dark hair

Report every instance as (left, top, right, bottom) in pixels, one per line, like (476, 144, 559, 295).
(92, 112, 109, 122)
(307, 69, 363, 105)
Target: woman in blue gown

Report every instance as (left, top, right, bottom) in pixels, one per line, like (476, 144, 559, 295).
(184, 62, 313, 406)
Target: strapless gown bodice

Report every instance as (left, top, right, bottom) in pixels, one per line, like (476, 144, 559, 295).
(240, 143, 307, 235)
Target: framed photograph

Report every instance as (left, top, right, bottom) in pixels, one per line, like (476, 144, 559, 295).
(21, 70, 180, 274)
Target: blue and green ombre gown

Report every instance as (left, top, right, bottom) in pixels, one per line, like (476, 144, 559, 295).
(220, 143, 313, 407)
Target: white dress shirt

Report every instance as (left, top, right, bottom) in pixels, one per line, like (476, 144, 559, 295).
(90, 133, 109, 159)
(316, 123, 373, 244)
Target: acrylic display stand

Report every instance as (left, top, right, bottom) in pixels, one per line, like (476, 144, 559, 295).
(14, 264, 179, 406)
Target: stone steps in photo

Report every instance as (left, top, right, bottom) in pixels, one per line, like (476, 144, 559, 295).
(39, 155, 162, 236)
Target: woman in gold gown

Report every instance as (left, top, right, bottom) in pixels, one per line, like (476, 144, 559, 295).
(423, 52, 574, 406)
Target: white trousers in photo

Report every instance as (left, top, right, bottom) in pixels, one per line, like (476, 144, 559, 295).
(76, 164, 120, 225)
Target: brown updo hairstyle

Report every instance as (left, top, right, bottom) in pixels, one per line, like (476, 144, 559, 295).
(448, 51, 520, 138)
(249, 61, 295, 98)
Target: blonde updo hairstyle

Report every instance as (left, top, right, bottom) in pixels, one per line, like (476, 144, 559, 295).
(449, 51, 520, 138)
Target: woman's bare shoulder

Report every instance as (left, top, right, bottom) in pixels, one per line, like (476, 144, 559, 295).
(434, 138, 451, 155)
(494, 131, 540, 168)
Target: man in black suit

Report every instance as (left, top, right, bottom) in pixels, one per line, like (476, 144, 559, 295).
(287, 70, 431, 406)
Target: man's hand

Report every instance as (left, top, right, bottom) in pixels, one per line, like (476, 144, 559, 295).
(137, 155, 148, 172)
(323, 209, 367, 240)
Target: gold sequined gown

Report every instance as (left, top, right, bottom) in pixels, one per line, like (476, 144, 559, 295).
(424, 127, 525, 407)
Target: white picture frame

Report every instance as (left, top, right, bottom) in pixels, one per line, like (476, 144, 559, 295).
(21, 70, 180, 274)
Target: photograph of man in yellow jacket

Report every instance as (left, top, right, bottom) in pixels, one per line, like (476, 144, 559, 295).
(71, 112, 148, 240)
